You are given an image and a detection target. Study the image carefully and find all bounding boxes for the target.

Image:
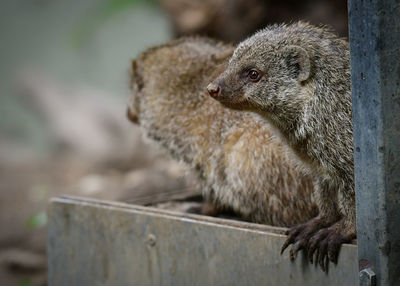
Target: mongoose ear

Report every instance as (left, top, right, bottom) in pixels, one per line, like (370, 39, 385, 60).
(283, 45, 311, 82)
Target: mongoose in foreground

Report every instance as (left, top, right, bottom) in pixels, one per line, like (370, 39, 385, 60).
(128, 37, 318, 226)
(208, 22, 354, 271)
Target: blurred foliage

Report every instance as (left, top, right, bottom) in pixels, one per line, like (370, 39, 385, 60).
(30, 185, 50, 203)
(103, 0, 156, 20)
(72, 0, 157, 47)
(0, 0, 170, 151)
(26, 211, 47, 230)
(19, 279, 32, 286)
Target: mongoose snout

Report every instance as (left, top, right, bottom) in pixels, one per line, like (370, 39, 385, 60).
(207, 77, 248, 109)
(206, 83, 220, 98)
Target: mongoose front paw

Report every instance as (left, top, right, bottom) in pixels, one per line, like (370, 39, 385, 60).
(307, 219, 356, 272)
(280, 216, 336, 266)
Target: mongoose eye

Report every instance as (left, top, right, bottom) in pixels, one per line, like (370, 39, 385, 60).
(247, 69, 261, 82)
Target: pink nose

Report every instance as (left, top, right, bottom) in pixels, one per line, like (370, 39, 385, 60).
(207, 83, 221, 98)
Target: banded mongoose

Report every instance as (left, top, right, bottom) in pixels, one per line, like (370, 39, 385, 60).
(128, 37, 318, 227)
(207, 22, 354, 271)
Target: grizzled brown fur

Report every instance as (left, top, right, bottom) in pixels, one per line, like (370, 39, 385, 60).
(208, 22, 355, 271)
(128, 37, 318, 227)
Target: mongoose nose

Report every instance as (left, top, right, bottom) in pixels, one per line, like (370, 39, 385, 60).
(207, 83, 221, 98)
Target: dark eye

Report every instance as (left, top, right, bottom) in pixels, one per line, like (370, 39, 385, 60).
(247, 69, 261, 82)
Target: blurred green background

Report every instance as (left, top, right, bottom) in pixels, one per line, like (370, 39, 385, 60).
(0, 0, 171, 152)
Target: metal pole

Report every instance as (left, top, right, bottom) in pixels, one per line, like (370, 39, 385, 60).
(348, 0, 400, 285)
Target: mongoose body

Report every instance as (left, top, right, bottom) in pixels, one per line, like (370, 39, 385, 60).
(208, 22, 355, 270)
(128, 37, 318, 227)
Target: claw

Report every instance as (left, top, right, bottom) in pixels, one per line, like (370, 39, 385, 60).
(281, 228, 299, 255)
(308, 239, 317, 264)
(328, 247, 337, 263)
(320, 255, 328, 272)
(317, 241, 329, 272)
(281, 218, 355, 272)
(280, 217, 328, 257)
(290, 240, 306, 261)
(313, 247, 319, 266)
(318, 249, 326, 272)
(307, 228, 329, 264)
(281, 238, 293, 255)
(327, 237, 342, 263)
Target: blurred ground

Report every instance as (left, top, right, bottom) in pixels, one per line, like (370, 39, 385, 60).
(0, 1, 348, 285)
(0, 1, 180, 285)
(0, 154, 198, 286)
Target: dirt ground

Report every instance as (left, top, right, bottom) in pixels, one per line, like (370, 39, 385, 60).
(0, 149, 199, 286)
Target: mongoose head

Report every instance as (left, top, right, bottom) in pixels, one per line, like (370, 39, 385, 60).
(208, 23, 313, 116)
(207, 22, 347, 129)
(128, 37, 233, 128)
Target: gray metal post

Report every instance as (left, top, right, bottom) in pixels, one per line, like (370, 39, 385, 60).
(348, 0, 400, 285)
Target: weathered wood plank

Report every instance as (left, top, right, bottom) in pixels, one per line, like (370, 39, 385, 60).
(47, 196, 357, 286)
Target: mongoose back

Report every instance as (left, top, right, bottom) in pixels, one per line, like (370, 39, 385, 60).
(207, 22, 354, 271)
(128, 37, 318, 227)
